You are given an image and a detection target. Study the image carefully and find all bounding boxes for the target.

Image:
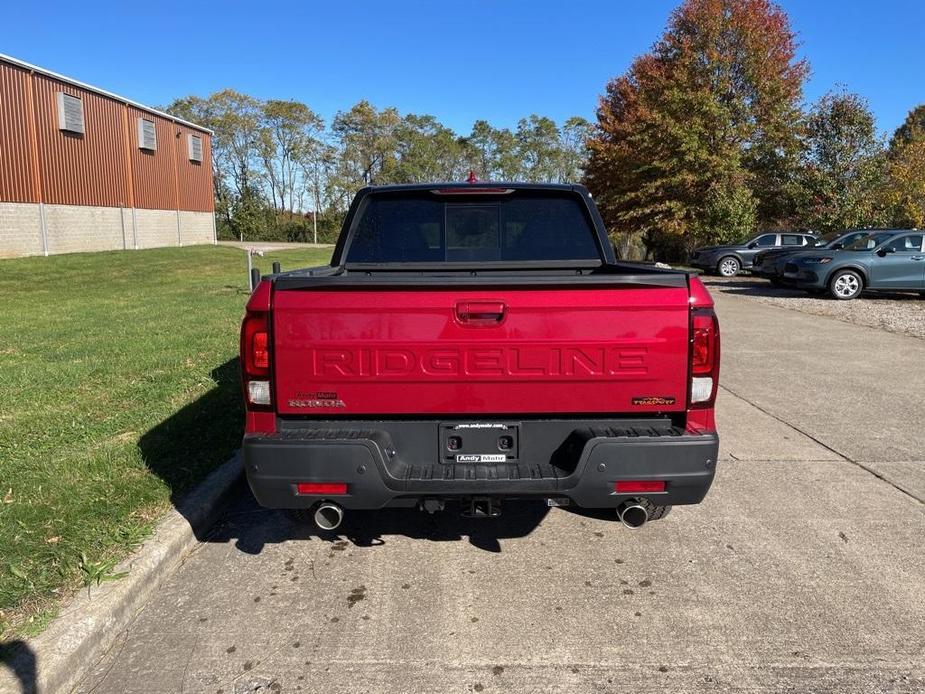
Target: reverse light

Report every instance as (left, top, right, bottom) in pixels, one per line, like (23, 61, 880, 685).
(247, 380, 271, 405)
(615, 480, 666, 494)
(296, 482, 348, 495)
(690, 377, 713, 404)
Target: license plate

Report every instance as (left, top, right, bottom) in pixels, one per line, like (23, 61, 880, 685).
(440, 422, 519, 463)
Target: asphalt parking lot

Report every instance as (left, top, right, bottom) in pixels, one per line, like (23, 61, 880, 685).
(77, 288, 925, 694)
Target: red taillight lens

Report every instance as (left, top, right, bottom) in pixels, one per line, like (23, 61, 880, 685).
(615, 480, 666, 494)
(296, 482, 348, 495)
(252, 331, 269, 369)
(691, 310, 717, 375)
(241, 311, 270, 378)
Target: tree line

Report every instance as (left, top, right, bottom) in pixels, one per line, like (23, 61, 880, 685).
(166, 0, 925, 258)
(165, 93, 589, 243)
(585, 0, 925, 260)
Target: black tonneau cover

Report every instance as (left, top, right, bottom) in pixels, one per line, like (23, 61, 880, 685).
(271, 262, 691, 290)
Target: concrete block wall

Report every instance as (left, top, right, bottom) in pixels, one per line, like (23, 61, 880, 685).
(179, 211, 215, 246)
(134, 209, 179, 250)
(0, 202, 215, 257)
(44, 204, 126, 255)
(0, 202, 43, 257)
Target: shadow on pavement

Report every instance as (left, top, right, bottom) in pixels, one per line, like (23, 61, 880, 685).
(137, 358, 244, 540)
(0, 640, 37, 694)
(139, 359, 550, 552)
(703, 279, 805, 298)
(211, 492, 550, 554)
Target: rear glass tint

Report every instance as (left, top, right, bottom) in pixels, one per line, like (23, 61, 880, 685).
(345, 192, 601, 263)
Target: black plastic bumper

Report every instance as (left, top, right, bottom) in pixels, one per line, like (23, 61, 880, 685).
(243, 423, 719, 511)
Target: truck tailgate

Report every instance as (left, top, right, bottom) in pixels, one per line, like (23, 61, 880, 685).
(272, 286, 690, 416)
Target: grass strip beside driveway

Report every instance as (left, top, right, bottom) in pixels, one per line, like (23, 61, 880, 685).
(0, 245, 331, 638)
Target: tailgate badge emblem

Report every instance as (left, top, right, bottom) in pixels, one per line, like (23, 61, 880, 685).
(289, 392, 346, 408)
(632, 396, 676, 406)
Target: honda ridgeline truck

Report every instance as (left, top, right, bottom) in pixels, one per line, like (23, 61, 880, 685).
(240, 182, 720, 530)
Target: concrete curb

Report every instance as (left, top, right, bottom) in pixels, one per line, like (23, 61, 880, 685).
(0, 452, 244, 694)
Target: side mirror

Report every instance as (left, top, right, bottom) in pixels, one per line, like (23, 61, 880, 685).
(877, 246, 894, 257)
(747, 242, 757, 249)
(831, 243, 843, 250)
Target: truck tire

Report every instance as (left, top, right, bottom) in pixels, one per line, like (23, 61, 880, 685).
(717, 256, 740, 277)
(828, 269, 863, 300)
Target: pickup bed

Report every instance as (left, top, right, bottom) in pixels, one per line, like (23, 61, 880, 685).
(240, 182, 720, 528)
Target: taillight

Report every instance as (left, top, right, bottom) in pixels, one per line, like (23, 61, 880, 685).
(691, 310, 717, 375)
(252, 330, 269, 370)
(241, 309, 271, 409)
(689, 308, 720, 408)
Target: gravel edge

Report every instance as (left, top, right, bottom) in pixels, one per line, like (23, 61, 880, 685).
(0, 452, 244, 694)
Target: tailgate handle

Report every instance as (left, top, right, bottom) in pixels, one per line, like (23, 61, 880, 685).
(456, 301, 506, 323)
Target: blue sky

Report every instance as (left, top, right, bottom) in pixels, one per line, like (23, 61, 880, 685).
(3, 0, 923, 136)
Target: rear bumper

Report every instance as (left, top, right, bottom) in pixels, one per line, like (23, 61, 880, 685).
(243, 424, 719, 510)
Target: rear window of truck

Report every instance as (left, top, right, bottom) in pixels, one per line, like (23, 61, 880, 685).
(345, 191, 601, 263)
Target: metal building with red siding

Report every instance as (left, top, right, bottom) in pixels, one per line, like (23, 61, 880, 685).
(0, 53, 215, 257)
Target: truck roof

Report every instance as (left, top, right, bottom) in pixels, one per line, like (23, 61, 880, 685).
(361, 182, 583, 194)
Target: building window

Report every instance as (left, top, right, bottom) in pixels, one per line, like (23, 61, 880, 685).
(188, 134, 203, 162)
(137, 118, 157, 151)
(56, 92, 85, 134)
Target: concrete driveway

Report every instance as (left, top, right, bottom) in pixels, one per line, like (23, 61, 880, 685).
(77, 290, 925, 694)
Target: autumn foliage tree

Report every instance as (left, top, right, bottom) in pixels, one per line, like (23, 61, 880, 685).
(799, 91, 886, 233)
(585, 0, 808, 259)
(881, 104, 925, 228)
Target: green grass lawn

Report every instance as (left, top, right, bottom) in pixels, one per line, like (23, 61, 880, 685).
(0, 244, 332, 638)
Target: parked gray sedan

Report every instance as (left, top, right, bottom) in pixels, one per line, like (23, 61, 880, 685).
(783, 230, 925, 299)
(689, 232, 817, 277)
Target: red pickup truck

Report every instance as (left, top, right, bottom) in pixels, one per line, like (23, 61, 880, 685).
(240, 183, 720, 530)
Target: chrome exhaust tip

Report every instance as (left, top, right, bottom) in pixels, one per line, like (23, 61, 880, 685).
(617, 500, 649, 529)
(313, 502, 344, 531)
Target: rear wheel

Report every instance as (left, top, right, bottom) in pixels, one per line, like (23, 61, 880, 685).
(717, 256, 741, 277)
(829, 270, 863, 300)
